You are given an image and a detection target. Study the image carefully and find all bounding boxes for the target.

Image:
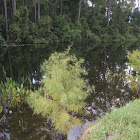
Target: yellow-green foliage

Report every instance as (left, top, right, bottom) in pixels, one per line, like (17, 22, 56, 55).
(27, 93, 81, 134)
(41, 48, 88, 106)
(128, 50, 140, 92)
(27, 47, 91, 134)
(128, 50, 140, 73)
(0, 78, 28, 108)
(0, 104, 3, 113)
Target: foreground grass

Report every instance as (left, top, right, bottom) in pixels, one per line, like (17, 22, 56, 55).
(83, 99, 140, 140)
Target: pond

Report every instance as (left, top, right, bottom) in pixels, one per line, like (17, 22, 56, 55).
(0, 44, 138, 140)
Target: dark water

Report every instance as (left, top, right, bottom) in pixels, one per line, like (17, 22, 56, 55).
(0, 44, 138, 140)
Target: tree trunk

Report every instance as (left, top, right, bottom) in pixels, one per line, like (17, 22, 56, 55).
(38, 2, 40, 20)
(85, 0, 88, 18)
(1, 7, 4, 16)
(78, 0, 82, 23)
(34, 0, 37, 22)
(86, 0, 88, 9)
(8, 46, 13, 78)
(23, 0, 24, 6)
(94, 2, 97, 16)
(12, 0, 16, 12)
(18, 71, 22, 85)
(4, 0, 8, 41)
(2, 67, 6, 82)
(25, 0, 27, 6)
(107, 0, 112, 26)
(138, 0, 140, 10)
(60, 0, 63, 13)
(12, 0, 14, 11)
(118, 0, 121, 30)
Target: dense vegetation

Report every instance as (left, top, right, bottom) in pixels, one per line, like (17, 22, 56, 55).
(0, 0, 140, 46)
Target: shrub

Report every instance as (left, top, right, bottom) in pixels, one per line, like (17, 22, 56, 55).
(27, 47, 93, 134)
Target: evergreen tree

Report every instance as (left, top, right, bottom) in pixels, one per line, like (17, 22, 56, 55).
(0, 0, 139, 45)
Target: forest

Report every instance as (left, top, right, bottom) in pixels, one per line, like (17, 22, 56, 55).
(0, 0, 140, 46)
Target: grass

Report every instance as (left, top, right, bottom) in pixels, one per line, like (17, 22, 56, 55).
(83, 99, 140, 140)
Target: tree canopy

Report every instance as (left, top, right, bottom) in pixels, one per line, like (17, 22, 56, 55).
(0, 0, 139, 45)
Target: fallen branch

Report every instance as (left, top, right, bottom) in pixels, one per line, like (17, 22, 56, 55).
(0, 103, 11, 123)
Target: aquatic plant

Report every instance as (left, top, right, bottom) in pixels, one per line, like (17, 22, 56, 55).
(0, 77, 29, 109)
(27, 47, 93, 134)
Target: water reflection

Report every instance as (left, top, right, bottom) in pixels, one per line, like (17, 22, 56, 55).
(0, 108, 63, 140)
(84, 45, 137, 120)
(0, 44, 139, 140)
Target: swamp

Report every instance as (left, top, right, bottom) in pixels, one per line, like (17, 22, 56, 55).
(0, 0, 140, 140)
(0, 43, 139, 140)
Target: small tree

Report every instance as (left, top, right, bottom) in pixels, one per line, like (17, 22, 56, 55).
(27, 47, 92, 134)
